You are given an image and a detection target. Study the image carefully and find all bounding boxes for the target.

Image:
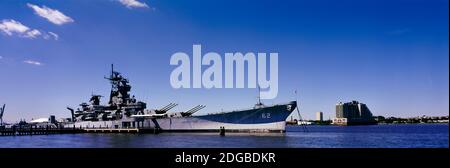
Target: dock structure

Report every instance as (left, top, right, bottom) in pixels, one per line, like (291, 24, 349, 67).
(84, 128, 140, 133)
(0, 125, 84, 136)
(0, 126, 163, 136)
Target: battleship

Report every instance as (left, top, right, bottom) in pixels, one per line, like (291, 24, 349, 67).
(62, 65, 297, 133)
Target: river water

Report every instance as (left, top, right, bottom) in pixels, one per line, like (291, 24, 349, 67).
(0, 124, 447, 148)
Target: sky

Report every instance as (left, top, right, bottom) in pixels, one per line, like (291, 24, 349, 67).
(0, 0, 448, 122)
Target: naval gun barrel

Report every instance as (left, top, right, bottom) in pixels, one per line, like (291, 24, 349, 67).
(159, 104, 171, 111)
(185, 105, 206, 114)
(160, 103, 178, 112)
(156, 103, 178, 114)
(166, 103, 178, 111)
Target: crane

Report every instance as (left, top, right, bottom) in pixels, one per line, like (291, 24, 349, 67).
(0, 104, 5, 126)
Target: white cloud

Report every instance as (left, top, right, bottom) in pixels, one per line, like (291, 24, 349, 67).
(118, 0, 149, 9)
(25, 29, 42, 38)
(44, 32, 59, 40)
(23, 60, 43, 66)
(49, 32, 59, 40)
(0, 19, 42, 39)
(0, 19, 59, 40)
(27, 3, 74, 25)
(0, 19, 30, 36)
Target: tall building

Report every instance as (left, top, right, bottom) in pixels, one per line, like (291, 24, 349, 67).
(316, 112, 323, 122)
(333, 100, 376, 125)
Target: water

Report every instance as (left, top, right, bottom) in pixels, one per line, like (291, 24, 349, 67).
(0, 124, 448, 148)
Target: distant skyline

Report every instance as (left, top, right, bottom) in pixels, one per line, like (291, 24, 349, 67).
(0, 0, 448, 122)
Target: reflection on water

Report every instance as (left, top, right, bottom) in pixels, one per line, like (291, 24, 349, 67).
(0, 124, 447, 148)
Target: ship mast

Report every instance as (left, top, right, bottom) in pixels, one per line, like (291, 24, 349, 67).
(106, 64, 124, 106)
(258, 86, 261, 105)
(108, 64, 115, 105)
(255, 85, 264, 108)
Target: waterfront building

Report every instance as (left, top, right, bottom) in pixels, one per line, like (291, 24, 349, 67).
(316, 112, 323, 122)
(333, 100, 376, 125)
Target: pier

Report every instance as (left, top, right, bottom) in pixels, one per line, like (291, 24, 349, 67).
(0, 126, 84, 136)
(0, 126, 163, 136)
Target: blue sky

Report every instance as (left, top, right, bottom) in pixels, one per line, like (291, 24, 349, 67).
(0, 0, 448, 122)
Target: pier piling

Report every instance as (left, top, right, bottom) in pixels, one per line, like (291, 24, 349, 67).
(220, 126, 225, 136)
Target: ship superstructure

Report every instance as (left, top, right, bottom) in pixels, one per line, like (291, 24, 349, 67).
(66, 65, 146, 123)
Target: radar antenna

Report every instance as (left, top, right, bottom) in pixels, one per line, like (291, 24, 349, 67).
(255, 85, 264, 108)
